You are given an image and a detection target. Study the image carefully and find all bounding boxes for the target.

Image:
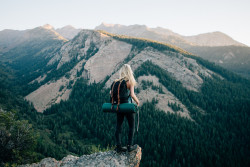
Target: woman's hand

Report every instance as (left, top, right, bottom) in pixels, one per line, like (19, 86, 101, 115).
(136, 100, 140, 106)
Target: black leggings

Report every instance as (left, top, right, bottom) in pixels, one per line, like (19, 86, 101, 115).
(115, 112, 135, 146)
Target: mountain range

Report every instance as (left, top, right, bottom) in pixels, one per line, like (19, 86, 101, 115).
(1, 23, 249, 79)
(0, 26, 222, 114)
(25, 29, 212, 115)
(95, 23, 250, 79)
(96, 23, 246, 47)
(0, 24, 250, 166)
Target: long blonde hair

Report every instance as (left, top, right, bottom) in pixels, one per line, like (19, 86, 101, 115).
(115, 64, 137, 86)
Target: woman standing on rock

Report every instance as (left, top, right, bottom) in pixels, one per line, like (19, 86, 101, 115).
(110, 64, 140, 153)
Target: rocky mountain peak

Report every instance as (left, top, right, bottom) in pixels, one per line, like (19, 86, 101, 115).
(0, 25, 67, 53)
(20, 146, 142, 167)
(29, 25, 67, 41)
(42, 24, 54, 30)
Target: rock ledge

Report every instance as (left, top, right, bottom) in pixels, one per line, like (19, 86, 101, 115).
(19, 145, 142, 167)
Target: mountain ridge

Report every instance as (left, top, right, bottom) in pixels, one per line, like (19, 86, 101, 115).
(95, 23, 246, 47)
(24, 29, 222, 117)
(96, 23, 193, 48)
(183, 31, 246, 46)
(0, 25, 67, 54)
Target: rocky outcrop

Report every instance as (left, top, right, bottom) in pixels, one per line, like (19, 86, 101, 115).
(84, 39, 132, 83)
(19, 145, 142, 167)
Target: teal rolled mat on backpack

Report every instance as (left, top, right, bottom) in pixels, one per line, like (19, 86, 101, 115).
(102, 103, 137, 113)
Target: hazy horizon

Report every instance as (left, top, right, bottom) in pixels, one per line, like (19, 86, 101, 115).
(1, 0, 250, 46)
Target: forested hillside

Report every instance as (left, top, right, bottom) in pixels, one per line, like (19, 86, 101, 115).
(0, 29, 250, 167)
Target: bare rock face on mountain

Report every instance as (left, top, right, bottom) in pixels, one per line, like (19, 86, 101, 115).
(19, 145, 142, 167)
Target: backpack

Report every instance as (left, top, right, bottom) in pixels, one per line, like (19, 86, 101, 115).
(110, 79, 130, 105)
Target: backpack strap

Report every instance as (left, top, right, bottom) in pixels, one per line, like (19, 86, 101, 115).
(111, 81, 117, 110)
(116, 80, 123, 111)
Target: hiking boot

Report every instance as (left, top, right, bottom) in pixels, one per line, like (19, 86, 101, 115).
(115, 145, 127, 153)
(127, 144, 137, 152)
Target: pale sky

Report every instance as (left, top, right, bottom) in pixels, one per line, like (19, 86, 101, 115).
(0, 0, 250, 46)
